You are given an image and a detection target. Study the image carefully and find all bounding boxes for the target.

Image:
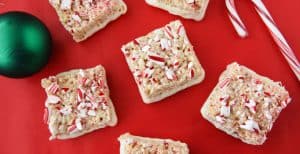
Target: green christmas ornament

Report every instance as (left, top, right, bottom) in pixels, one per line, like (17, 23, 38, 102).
(0, 11, 52, 78)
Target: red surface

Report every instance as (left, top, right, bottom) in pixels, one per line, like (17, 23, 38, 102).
(0, 0, 299, 154)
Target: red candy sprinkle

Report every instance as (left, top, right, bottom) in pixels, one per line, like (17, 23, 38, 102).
(67, 124, 76, 132)
(219, 78, 231, 88)
(99, 91, 104, 96)
(61, 88, 69, 92)
(133, 39, 140, 45)
(264, 92, 271, 97)
(47, 83, 59, 94)
(190, 69, 195, 78)
(254, 79, 262, 84)
(164, 26, 174, 39)
(98, 79, 104, 88)
(148, 55, 165, 63)
(77, 89, 84, 102)
(176, 25, 183, 35)
(80, 77, 87, 85)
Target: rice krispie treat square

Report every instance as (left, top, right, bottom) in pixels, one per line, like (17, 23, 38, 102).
(145, 0, 210, 21)
(118, 133, 189, 154)
(41, 65, 117, 140)
(201, 62, 291, 145)
(49, 0, 127, 42)
(121, 20, 205, 104)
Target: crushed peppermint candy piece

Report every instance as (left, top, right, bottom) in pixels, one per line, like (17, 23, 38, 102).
(153, 34, 161, 42)
(220, 105, 231, 117)
(148, 55, 165, 65)
(72, 14, 82, 22)
(101, 103, 108, 110)
(280, 97, 291, 108)
(173, 59, 180, 68)
(164, 26, 174, 39)
(219, 78, 231, 89)
(87, 110, 97, 116)
(240, 119, 260, 132)
(189, 69, 195, 78)
(160, 38, 170, 50)
(49, 0, 59, 5)
(60, 0, 72, 10)
(46, 95, 61, 104)
(91, 102, 99, 109)
(133, 70, 142, 78)
(185, 0, 195, 4)
(264, 111, 272, 120)
(256, 84, 264, 92)
(215, 115, 225, 123)
(245, 99, 256, 113)
(219, 95, 230, 105)
(46, 83, 59, 94)
(60, 106, 72, 115)
(78, 109, 88, 118)
(253, 79, 262, 85)
(77, 88, 84, 102)
(67, 124, 77, 133)
(187, 62, 193, 69)
(176, 25, 184, 36)
(79, 70, 85, 77)
(263, 97, 272, 107)
(75, 118, 83, 130)
(237, 75, 245, 80)
(133, 39, 140, 45)
(86, 93, 96, 102)
(77, 102, 86, 110)
(142, 45, 151, 52)
(143, 68, 155, 78)
(165, 69, 176, 80)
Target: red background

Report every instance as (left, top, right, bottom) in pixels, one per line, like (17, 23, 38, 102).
(0, 0, 299, 153)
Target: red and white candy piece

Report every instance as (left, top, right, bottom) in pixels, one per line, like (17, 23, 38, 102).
(219, 78, 231, 89)
(164, 25, 174, 39)
(60, 0, 72, 10)
(215, 115, 225, 124)
(225, 0, 248, 38)
(251, 0, 300, 81)
(46, 83, 59, 94)
(77, 88, 84, 102)
(67, 124, 77, 133)
(188, 62, 195, 78)
(245, 99, 256, 113)
(75, 118, 83, 130)
(46, 95, 61, 104)
(165, 68, 177, 80)
(148, 54, 165, 65)
(240, 118, 260, 132)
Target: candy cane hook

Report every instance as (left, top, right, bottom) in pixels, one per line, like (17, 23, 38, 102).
(225, 0, 248, 38)
(226, 0, 300, 81)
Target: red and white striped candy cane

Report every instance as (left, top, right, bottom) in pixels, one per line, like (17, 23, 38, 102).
(251, 0, 300, 81)
(226, 0, 300, 81)
(225, 0, 248, 38)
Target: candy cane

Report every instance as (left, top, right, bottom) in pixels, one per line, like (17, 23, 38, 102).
(226, 0, 300, 81)
(225, 0, 248, 38)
